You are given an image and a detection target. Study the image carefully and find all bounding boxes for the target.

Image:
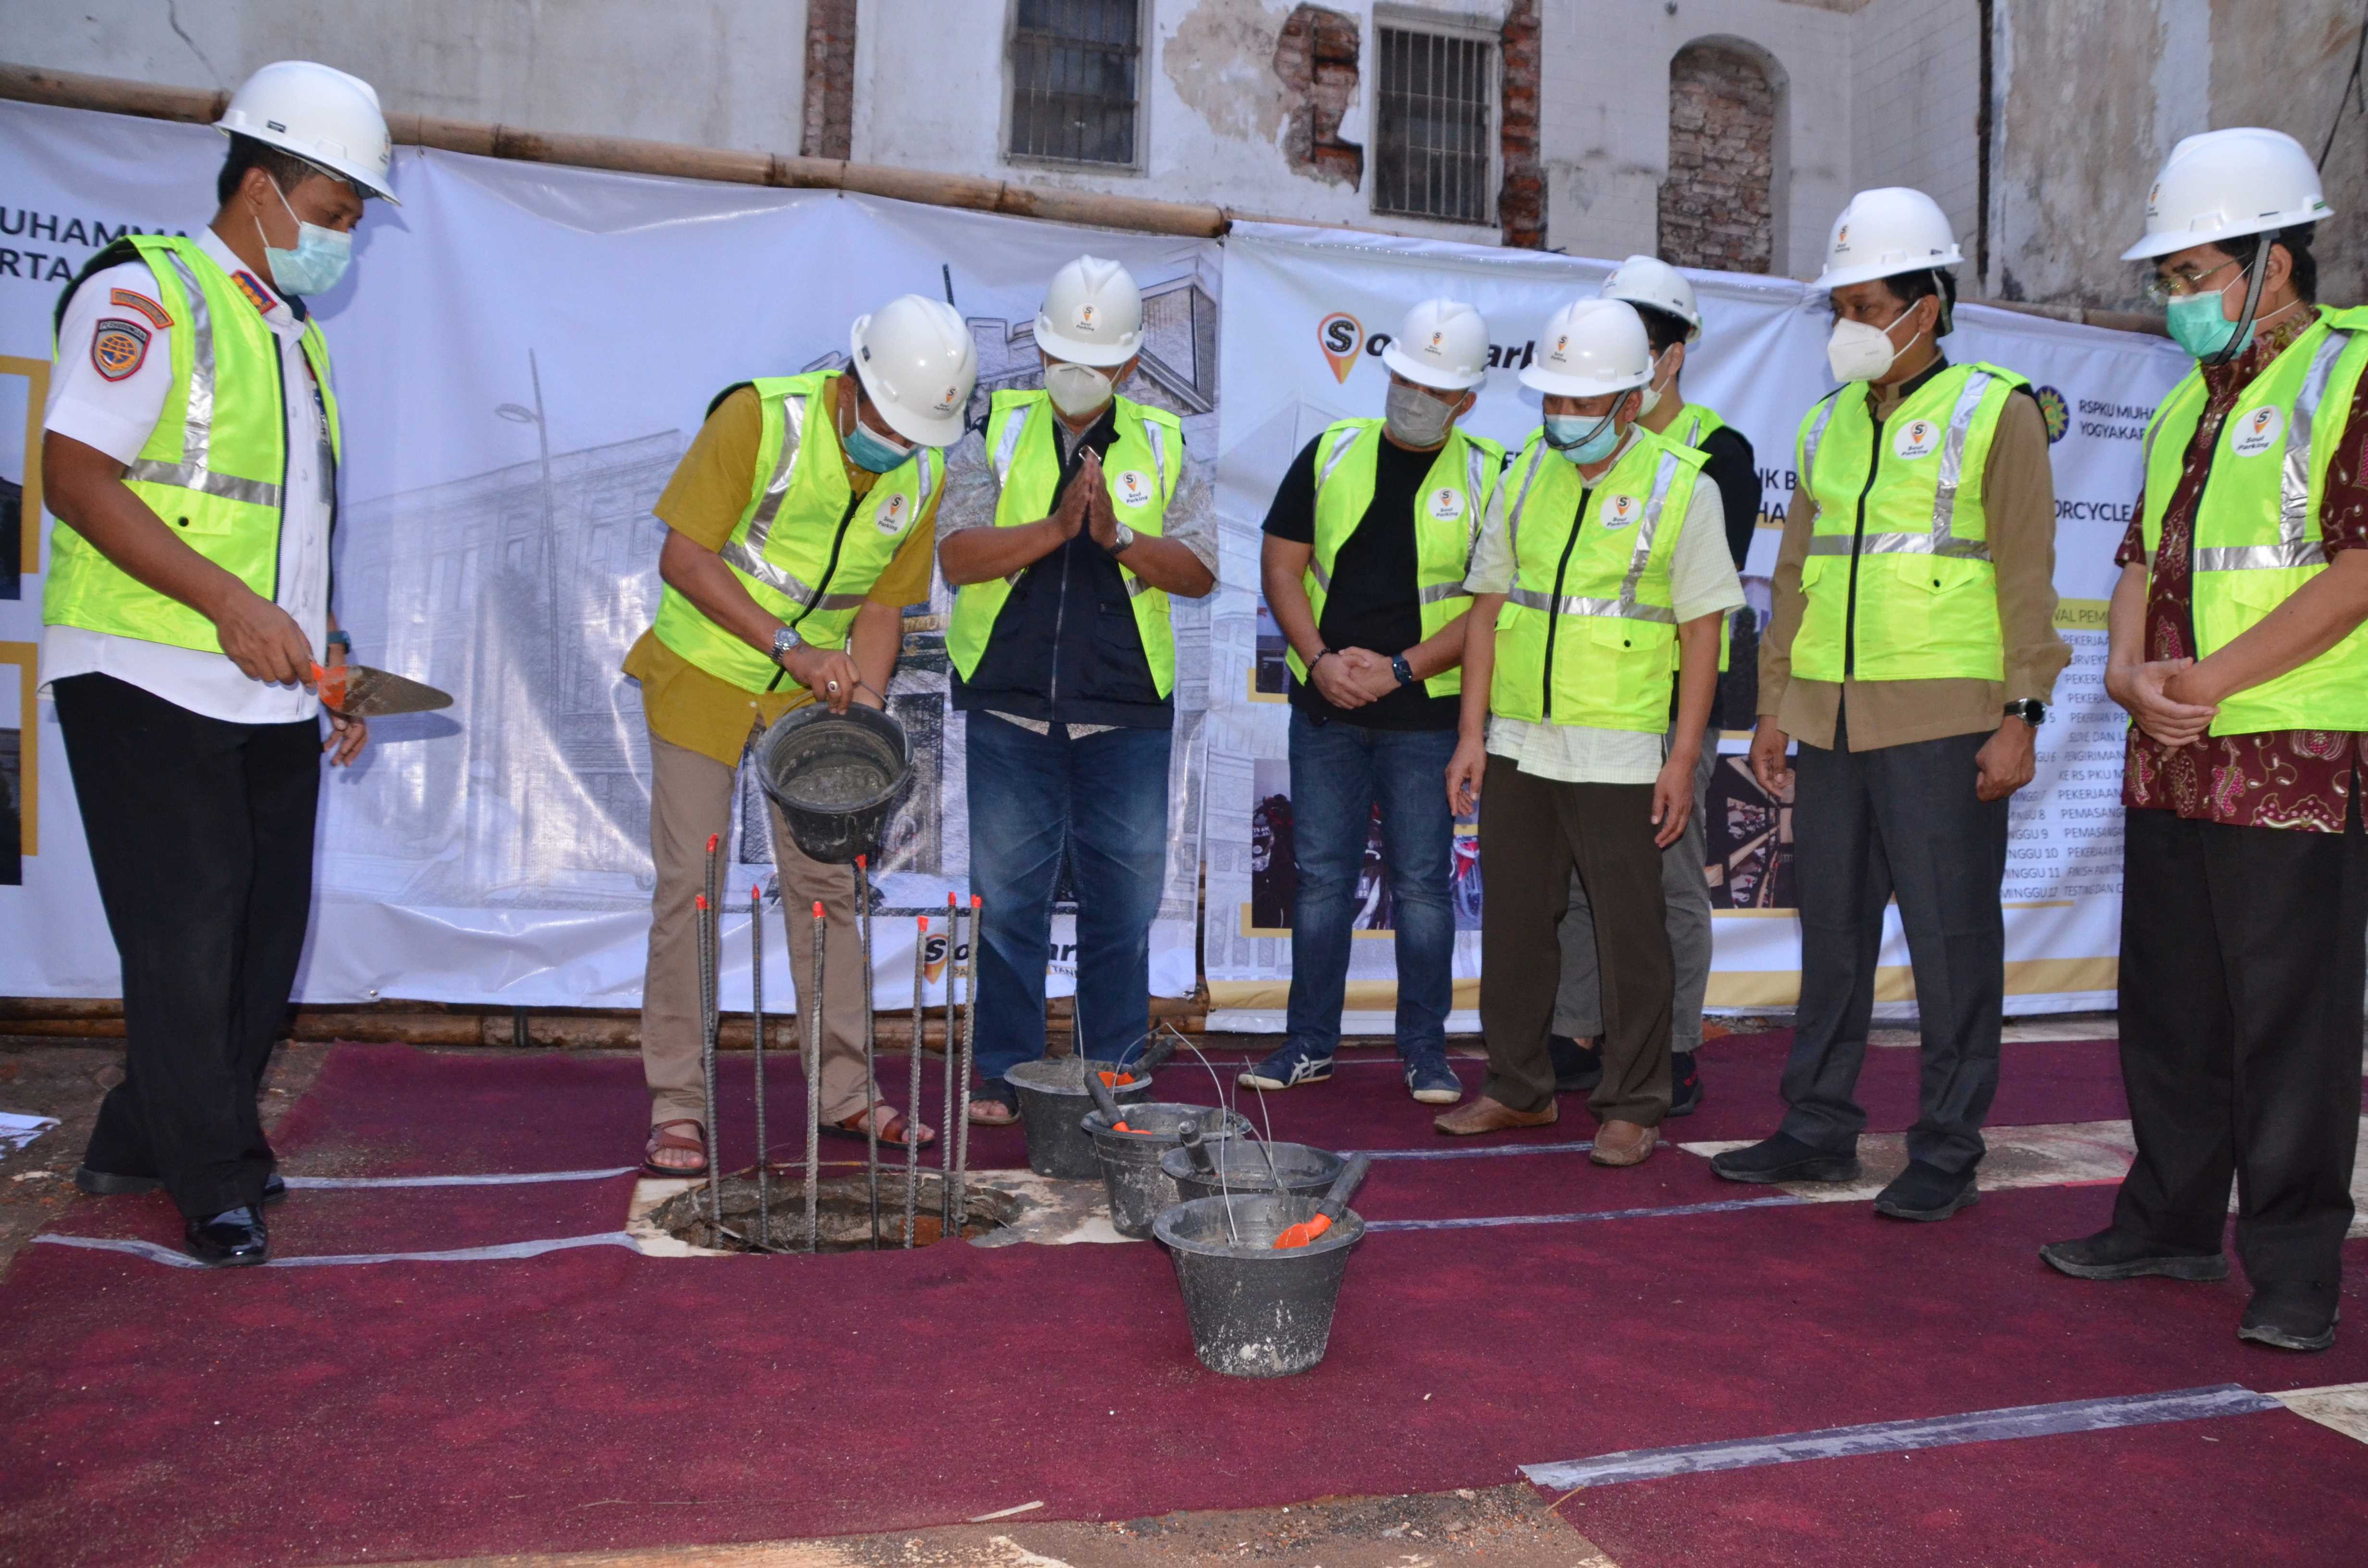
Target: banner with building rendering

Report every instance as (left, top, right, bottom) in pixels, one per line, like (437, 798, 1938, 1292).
(0, 100, 1218, 1010)
(1205, 223, 2190, 1029)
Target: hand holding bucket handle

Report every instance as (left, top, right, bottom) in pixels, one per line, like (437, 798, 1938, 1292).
(1272, 1153, 1371, 1250)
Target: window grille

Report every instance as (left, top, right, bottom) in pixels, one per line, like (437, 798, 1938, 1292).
(1374, 26, 1493, 223)
(1009, 0, 1142, 167)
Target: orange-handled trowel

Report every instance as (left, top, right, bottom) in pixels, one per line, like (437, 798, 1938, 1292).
(1272, 1152, 1371, 1249)
(312, 662, 455, 720)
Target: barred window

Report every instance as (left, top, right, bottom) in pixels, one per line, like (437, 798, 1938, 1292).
(1009, 0, 1143, 167)
(1374, 26, 1493, 224)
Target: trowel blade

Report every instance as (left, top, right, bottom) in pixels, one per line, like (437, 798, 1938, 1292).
(314, 662, 454, 719)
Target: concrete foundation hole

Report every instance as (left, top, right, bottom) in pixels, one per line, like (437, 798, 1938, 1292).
(651, 1171, 1019, 1253)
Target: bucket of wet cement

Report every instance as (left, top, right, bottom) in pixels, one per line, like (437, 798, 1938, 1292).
(754, 702, 912, 865)
(1152, 1192, 1365, 1378)
(1160, 1139, 1345, 1204)
(1005, 1057, 1154, 1179)
(1083, 1102, 1254, 1238)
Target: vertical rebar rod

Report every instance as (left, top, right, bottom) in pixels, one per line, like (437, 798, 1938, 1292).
(939, 891, 958, 1234)
(905, 914, 926, 1249)
(695, 889, 717, 1232)
(701, 834, 723, 1229)
(806, 900, 826, 1254)
(856, 857, 881, 1250)
(950, 893, 982, 1235)
(750, 885, 769, 1252)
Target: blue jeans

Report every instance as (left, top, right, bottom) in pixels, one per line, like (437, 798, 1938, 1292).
(967, 716, 1173, 1094)
(1283, 708, 1458, 1060)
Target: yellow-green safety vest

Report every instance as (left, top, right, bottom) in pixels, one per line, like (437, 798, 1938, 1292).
(1490, 425, 1710, 731)
(1665, 400, 1735, 674)
(44, 234, 342, 653)
(1789, 361, 2028, 683)
(947, 390, 1184, 698)
(651, 371, 940, 693)
(2140, 305, 2368, 735)
(1284, 418, 1505, 698)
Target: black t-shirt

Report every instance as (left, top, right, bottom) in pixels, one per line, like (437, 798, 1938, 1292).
(1261, 432, 1465, 731)
(1696, 424, 1758, 570)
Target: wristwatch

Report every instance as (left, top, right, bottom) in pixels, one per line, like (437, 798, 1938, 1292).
(1390, 653, 1415, 688)
(2003, 698, 2047, 726)
(771, 625, 804, 667)
(1107, 522, 1137, 556)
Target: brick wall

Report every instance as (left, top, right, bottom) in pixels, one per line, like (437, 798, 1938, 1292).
(1273, 4, 1363, 188)
(1498, 0, 1544, 248)
(1659, 41, 1776, 274)
(802, 0, 857, 160)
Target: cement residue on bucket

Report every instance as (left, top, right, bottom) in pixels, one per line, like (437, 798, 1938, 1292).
(650, 1172, 1017, 1253)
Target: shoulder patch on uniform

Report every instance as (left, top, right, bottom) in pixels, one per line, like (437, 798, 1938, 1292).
(90, 318, 151, 381)
(107, 287, 172, 329)
(230, 271, 278, 315)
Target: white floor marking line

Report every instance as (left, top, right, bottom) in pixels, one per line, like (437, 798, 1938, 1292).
(2272, 1383, 2368, 1446)
(32, 1231, 641, 1268)
(1351, 1140, 1596, 1161)
(1366, 1196, 1806, 1232)
(284, 1167, 637, 1189)
(1519, 1384, 2284, 1491)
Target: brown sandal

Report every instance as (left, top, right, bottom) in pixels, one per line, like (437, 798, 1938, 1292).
(824, 1105, 937, 1149)
(642, 1119, 708, 1177)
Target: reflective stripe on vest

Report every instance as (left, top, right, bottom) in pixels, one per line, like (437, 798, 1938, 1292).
(2139, 308, 2368, 733)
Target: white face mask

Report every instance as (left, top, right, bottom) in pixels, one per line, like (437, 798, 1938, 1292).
(1638, 350, 1670, 418)
(1826, 305, 1924, 383)
(1045, 362, 1114, 419)
(1383, 380, 1459, 447)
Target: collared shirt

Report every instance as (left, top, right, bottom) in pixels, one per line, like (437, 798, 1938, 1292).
(41, 226, 335, 724)
(1463, 428, 1745, 785)
(2113, 309, 2368, 831)
(1758, 356, 2069, 751)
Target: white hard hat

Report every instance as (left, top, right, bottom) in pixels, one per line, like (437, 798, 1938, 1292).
(1035, 255, 1144, 368)
(214, 60, 398, 204)
(1814, 187, 1960, 291)
(1519, 298, 1653, 399)
(2121, 127, 2333, 261)
(1381, 297, 1490, 390)
(849, 295, 979, 448)
(1599, 256, 1701, 344)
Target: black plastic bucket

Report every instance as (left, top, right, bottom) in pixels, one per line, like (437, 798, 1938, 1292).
(1005, 1058, 1154, 1179)
(1152, 1192, 1365, 1378)
(1083, 1103, 1254, 1238)
(1159, 1139, 1345, 1204)
(754, 703, 912, 865)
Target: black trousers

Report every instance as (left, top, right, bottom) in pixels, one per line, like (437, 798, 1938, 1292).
(1778, 714, 2008, 1173)
(2114, 807, 2367, 1290)
(53, 674, 321, 1218)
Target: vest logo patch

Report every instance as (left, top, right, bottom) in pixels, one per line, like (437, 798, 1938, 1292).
(2230, 404, 2283, 457)
(876, 491, 911, 533)
(1892, 418, 1941, 459)
(1599, 493, 1642, 530)
(90, 318, 150, 381)
(1114, 469, 1155, 510)
(1426, 486, 1467, 523)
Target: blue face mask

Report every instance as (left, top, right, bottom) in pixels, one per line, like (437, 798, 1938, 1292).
(842, 418, 913, 473)
(1544, 410, 1622, 466)
(2165, 290, 2254, 362)
(259, 177, 352, 297)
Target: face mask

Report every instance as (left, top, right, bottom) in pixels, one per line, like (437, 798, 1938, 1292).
(1637, 351, 1669, 418)
(1826, 304, 1928, 383)
(257, 176, 352, 297)
(1045, 362, 1114, 420)
(1384, 381, 1459, 447)
(842, 416, 913, 473)
(2165, 290, 2255, 361)
(1544, 409, 1622, 466)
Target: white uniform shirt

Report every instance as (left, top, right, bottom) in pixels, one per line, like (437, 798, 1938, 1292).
(41, 226, 334, 725)
(1464, 429, 1745, 785)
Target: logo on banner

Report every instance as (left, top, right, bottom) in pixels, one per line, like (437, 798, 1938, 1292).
(876, 491, 910, 533)
(90, 318, 149, 381)
(1600, 493, 1641, 529)
(1114, 469, 1154, 509)
(2035, 386, 2070, 444)
(2230, 404, 2283, 457)
(1892, 418, 1941, 460)
(1426, 486, 1466, 524)
(1317, 311, 1363, 383)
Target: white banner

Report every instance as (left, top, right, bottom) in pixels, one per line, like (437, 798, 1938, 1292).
(0, 101, 1220, 1009)
(1204, 223, 2191, 1028)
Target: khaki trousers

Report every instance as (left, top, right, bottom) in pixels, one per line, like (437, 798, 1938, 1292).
(641, 728, 878, 1130)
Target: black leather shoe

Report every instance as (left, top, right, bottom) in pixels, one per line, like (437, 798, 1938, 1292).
(2239, 1285, 2339, 1352)
(184, 1206, 269, 1267)
(1874, 1159, 1980, 1221)
(1709, 1132, 1860, 1184)
(1548, 1034, 1603, 1093)
(2039, 1226, 2228, 1282)
(1667, 1052, 1703, 1118)
(74, 1164, 162, 1196)
(261, 1172, 287, 1206)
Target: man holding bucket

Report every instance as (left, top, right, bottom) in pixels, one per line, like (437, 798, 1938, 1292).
(623, 295, 978, 1176)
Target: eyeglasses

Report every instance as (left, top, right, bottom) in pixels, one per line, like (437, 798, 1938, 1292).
(2143, 256, 2241, 306)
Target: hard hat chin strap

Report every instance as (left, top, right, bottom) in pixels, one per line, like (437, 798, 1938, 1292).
(2205, 232, 2272, 368)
